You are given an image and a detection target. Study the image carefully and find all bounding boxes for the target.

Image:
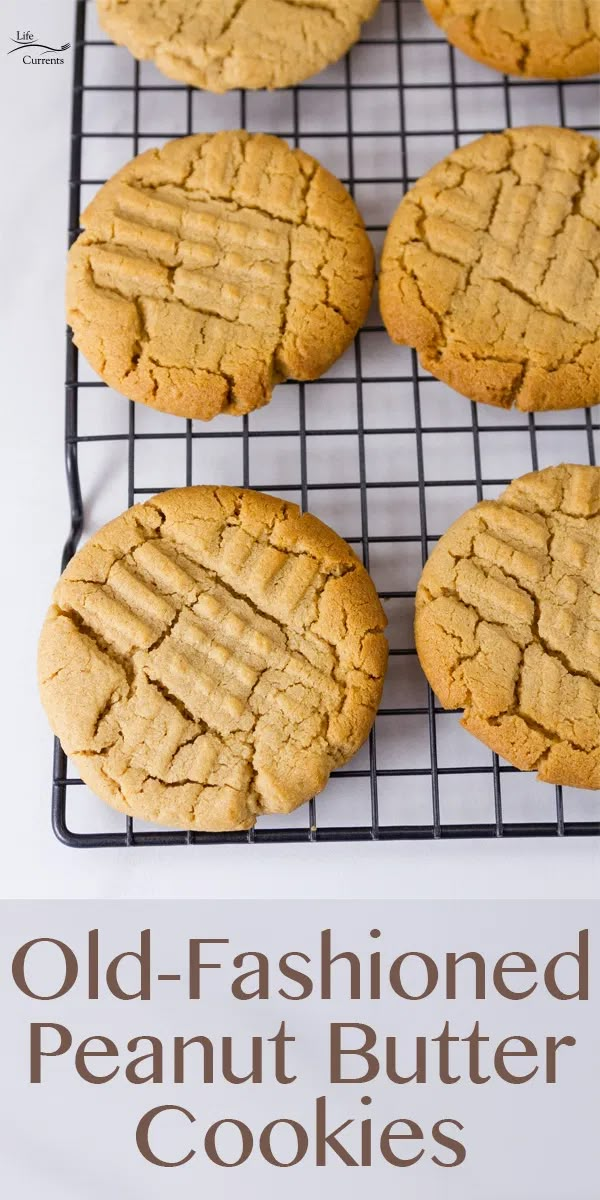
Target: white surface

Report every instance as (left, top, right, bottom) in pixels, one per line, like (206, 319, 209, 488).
(1, 0, 600, 899)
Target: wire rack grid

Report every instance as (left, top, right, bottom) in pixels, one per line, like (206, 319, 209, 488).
(53, 0, 600, 846)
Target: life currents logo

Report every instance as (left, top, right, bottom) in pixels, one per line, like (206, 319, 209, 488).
(8, 30, 70, 64)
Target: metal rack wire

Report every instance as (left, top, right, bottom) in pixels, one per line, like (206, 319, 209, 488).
(53, 0, 600, 845)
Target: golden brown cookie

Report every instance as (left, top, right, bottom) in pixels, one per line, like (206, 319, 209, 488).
(379, 127, 600, 412)
(96, 0, 380, 91)
(67, 131, 374, 420)
(423, 0, 600, 79)
(415, 464, 600, 789)
(39, 487, 388, 831)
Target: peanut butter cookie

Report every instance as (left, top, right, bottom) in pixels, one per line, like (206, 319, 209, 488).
(39, 487, 388, 831)
(67, 131, 374, 420)
(96, 0, 380, 91)
(415, 464, 600, 789)
(379, 127, 600, 412)
(423, 0, 600, 79)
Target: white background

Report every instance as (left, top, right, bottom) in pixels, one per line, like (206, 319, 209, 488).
(2, 0, 600, 900)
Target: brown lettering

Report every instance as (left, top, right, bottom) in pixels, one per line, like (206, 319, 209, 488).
(278, 952, 313, 1000)
(494, 1036, 538, 1084)
(545, 931, 589, 1000)
(231, 952, 269, 1000)
(106, 929, 151, 1001)
(30, 1023, 72, 1083)
(75, 1035, 119, 1084)
(173, 1036, 214, 1084)
(546, 1035, 576, 1083)
(188, 939, 228, 1000)
(493, 953, 537, 1000)
(13, 939, 77, 1000)
(432, 1119, 466, 1167)
(259, 1120, 308, 1167)
(446, 951, 486, 1000)
(204, 1120, 253, 1167)
(389, 953, 438, 1000)
(330, 1023, 378, 1084)
(321, 929, 361, 1000)
(380, 1119, 424, 1167)
(136, 1105, 195, 1167)
(126, 1036, 163, 1084)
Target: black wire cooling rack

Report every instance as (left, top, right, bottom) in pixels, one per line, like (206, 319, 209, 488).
(53, 0, 600, 846)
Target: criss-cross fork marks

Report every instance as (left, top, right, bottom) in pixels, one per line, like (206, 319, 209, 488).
(40, 489, 386, 830)
(64, 534, 341, 739)
(380, 128, 600, 411)
(88, 182, 293, 334)
(67, 132, 374, 419)
(416, 467, 600, 787)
